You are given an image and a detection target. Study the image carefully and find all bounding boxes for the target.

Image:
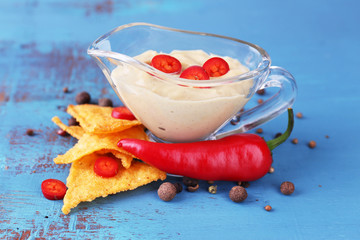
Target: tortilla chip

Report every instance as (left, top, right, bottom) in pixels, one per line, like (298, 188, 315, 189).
(67, 104, 142, 134)
(53, 126, 148, 169)
(62, 154, 166, 214)
(51, 116, 85, 139)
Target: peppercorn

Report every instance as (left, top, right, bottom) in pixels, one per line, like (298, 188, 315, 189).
(173, 183, 183, 193)
(182, 176, 199, 187)
(264, 205, 272, 211)
(229, 186, 247, 202)
(280, 181, 295, 195)
(75, 91, 91, 104)
(291, 138, 298, 144)
(308, 140, 316, 149)
(187, 184, 199, 192)
(157, 182, 176, 201)
(230, 119, 239, 125)
(26, 129, 35, 136)
(256, 128, 263, 134)
(257, 99, 264, 104)
(68, 117, 79, 126)
(98, 98, 113, 107)
(63, 87, 69, 93)
(274, 132, 282, 138)
(208, 185, 217, 194)
(296, 112, 303, 119)
(256, 89, 265, 95)
(57, 129, 68, 137)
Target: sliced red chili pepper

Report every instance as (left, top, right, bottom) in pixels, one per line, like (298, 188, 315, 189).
(94, 156, 119, 178)
(179, 66, 210, 80)
(203, 57, 230, 77)
(151, 54, 182, 74)
(41, 179, 67, 200)
(111, 106, 136, 120)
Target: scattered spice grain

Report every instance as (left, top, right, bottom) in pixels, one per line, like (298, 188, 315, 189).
(173, 183, 183, 193)
(280, 181, 295, 195)
(229, 186, 247, 202)
(26, 129, 35, 136)
(158, 182, 177, 201)
(63, 87, 69, 93)
(256, 128, 263, 134)
(296, 112, 303, 118)
(208, 185, 217, 194)
(98, 98, 113, 107)
(264, 205, 272, 211)
(187, 184, 199, 192)
(308, 140, 316, 149)
(256, 89, 266, 95)
(75, 91, 91, 104)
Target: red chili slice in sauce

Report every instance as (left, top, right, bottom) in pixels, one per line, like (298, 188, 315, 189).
(179, 66, 210, 80)
(202, 57, 230, 77)
(111, 106, 136, 120)
(151, 54, 182, 74)
(41, 179, 67, 200)
(94, 156, 119, 178)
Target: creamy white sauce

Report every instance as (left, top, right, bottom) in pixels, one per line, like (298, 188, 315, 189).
(111, 50, 253, 142)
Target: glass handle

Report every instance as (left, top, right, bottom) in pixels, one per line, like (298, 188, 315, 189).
(214, 66, 297, 139)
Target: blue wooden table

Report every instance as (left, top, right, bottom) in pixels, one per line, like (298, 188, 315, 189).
(1, 0, 360, 239)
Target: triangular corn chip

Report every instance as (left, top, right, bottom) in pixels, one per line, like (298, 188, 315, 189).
(62, 154, 166, 214)
(53, 126, 148, 169)
(51, 116, 85, 139)
(67, 104, 142, 134)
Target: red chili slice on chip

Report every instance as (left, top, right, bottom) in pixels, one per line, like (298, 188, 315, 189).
(94, 156, 119, 178)
(111, 106, 136, 120)
(151, 54, 182, 74)
(203, 57, 230, 77)
(41, 179, 67, 200)
(179, 66, 210, 80)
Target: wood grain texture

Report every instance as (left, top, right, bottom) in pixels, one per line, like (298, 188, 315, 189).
(1, 0, 360, 239)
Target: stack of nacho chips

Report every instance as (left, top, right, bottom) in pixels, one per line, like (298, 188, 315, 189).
(52, 104, 166, 214)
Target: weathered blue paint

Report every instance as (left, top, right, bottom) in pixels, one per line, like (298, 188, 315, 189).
(1, 0, 360, 239)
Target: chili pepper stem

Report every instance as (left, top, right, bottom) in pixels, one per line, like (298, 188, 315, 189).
(266, 108, 294, 151)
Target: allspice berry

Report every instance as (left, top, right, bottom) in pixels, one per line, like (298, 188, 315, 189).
(280, 181, 295, 195)
(75, 91, 91, 104)
(158, 182, 177, 201)
(229, 186, 247, 202)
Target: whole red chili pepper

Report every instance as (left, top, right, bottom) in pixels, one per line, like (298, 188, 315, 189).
(118, 109, 294, 181)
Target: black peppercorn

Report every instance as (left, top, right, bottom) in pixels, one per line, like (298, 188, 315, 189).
(75, 91, 91, 104)
(98, 98, 113, 107)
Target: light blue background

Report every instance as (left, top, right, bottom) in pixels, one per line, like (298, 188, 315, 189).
(1, 0, 359, 239)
